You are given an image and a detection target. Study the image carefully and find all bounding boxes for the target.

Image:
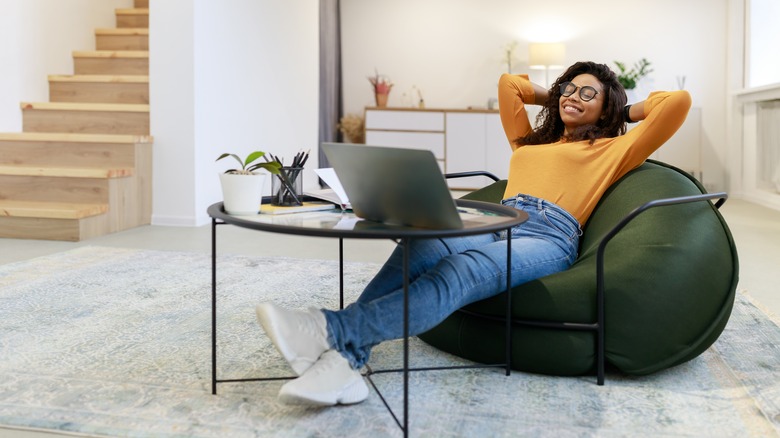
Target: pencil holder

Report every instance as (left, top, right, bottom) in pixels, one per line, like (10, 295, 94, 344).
(271, 167, 303, 206)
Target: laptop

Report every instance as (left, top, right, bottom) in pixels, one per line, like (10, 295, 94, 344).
(321, 142, 463, 229)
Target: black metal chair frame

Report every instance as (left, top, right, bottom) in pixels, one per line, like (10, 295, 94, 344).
(445, 170, 728, 385)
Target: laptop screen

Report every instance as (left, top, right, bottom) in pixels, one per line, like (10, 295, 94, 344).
(321, 143, 463, 229)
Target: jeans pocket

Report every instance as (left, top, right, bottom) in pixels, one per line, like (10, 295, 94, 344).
(541, 208, 580, 241)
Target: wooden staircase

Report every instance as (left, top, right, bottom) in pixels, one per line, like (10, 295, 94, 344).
(0, 1, 151, 241)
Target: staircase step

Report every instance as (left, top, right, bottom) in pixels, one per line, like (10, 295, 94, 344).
(96, 28, 149, 51)
(0, 132, 151, 169)
(0, 201, 111, 241)
(0, 173, 108, 204)
(0, 169, 151, 240)
(49, 75, 149, 104)
(0, 165, 133, 178)
(73, 51, 148, 75)
(20, 102, 150, 135)
(116, 8, 149, 28)
(0, 200, 108, 220)
(0, 132, 152, 144)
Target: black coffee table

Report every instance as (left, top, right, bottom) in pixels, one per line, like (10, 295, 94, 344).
(207, 198, 528, 436)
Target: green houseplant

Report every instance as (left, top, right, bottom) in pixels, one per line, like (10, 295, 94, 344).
(216, 151, 281, 175)
(614, 58, 653, 90)
(216, 151, 281, 215)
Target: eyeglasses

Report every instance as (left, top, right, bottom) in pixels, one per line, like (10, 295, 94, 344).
(560, 81, 600, 102)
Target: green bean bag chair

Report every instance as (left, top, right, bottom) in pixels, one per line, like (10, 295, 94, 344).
(419, 160, 739, 378)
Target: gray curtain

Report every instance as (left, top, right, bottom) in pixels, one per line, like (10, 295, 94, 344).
(318, 0, 342, 175)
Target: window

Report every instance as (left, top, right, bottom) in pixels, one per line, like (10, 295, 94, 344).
(747, 0, 780, 88)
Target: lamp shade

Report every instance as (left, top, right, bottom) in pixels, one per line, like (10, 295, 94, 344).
(528, 43, 566, 69)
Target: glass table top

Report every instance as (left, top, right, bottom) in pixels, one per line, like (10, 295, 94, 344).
(208, 199, 528, 239)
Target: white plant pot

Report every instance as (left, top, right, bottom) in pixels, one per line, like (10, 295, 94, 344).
(218, 172, 267, 215)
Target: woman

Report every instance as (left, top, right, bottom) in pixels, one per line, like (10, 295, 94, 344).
(256, 61, 691, 406)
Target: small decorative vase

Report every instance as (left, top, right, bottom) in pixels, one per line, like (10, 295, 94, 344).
(218, 172, 266, 215)
(375, 92, 389, 108)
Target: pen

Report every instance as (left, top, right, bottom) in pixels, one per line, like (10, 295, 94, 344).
(292, 150, 304, 168)
(289, 150, 309, 192)
(299, 149, 310, 168)
(291, 150, 309, 199)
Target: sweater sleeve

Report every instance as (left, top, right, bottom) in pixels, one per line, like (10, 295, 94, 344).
(619, 90, 692, 163)
(498, 74, 535, 151)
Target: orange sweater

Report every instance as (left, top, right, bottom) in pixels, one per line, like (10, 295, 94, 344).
(498, 74, 692, 224)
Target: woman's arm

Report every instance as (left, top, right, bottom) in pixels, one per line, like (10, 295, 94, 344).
(530, 82, 549, 105)
(620, 90, 692, 160)
(498, 74, 539, 150)
(625, 101, 645, 122)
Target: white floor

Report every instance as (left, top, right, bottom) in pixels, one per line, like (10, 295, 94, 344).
(0, 197, 778, 438)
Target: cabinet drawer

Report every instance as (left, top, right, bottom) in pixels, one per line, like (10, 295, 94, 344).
(365, 110, 444, 131)
(365, 130, 445, 159)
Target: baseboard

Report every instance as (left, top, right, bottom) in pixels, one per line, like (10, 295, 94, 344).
(151, 213, 208, 227)
(739, 192, 780, 213)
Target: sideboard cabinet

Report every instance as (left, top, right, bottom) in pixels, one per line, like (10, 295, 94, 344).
(364, 107, 511, 189)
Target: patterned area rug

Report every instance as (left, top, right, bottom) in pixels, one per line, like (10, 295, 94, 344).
(0, 246, 778, 437)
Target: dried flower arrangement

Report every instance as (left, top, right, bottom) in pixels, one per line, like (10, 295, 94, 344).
(338, 114, 365, 144)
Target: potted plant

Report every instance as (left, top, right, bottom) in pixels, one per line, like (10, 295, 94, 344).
(614, 58, 653, 90)
(216, 151, 281, 215)
(368, 69, 394, 108)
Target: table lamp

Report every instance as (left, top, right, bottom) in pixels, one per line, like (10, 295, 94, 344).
(528, 42, 566, 87)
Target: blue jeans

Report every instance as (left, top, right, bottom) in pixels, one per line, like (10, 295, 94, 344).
(322, 194, 581, 369)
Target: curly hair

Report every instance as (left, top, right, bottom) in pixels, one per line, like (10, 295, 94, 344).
(517, 61, 627, 146)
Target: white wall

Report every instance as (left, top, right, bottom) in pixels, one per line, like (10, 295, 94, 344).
(726, 0, 746, 196)
(150, 0, 319, 226)
(341, 0, 730, 192)
(148, 0, 196, 225)
(0, 0, 130, 131)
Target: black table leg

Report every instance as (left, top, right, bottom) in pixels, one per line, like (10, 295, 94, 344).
(211, 217, 218, 395)
(339, 238, 344, 310)
(402, 237, 410, 437)
(505, 226, 512, 376)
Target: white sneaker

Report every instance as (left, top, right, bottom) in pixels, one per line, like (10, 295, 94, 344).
(278, 349, 369, 406)
(255, 303, 330, 376)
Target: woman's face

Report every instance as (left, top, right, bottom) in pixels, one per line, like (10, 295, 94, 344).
(559, 73, 605, 135)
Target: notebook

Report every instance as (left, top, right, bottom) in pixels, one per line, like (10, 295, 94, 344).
(321, 142, 463, 229)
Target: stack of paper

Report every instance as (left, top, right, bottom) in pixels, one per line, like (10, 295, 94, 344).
(303, 168, 351, 210)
